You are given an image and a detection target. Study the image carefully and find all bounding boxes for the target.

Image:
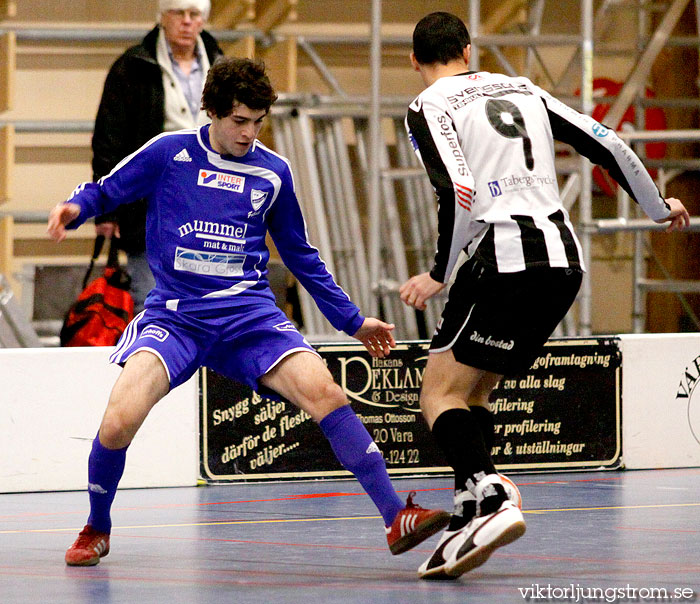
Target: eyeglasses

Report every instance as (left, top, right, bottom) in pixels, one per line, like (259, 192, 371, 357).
(166, 9, 203, 20)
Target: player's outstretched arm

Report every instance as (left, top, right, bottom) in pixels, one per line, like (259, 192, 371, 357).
(47, 202, 81, 242)
(655, 197, 690, 232)
(399, 272, 446, 311)
(353, 317, 396, 358)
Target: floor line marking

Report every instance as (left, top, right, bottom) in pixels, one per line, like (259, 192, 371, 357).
(0, 487, 444, 520)
(3, 501, 699, 535)
(0, 515, 382, 535)
(7, 473, 696, 520)
(529, 502, 700, 513)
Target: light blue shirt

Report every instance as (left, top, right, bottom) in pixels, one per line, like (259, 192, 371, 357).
(167, 44, 204, 119)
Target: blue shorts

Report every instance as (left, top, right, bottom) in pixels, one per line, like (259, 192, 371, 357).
(109, 303, 317, 390)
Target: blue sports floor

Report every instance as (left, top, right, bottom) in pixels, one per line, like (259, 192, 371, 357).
(1, 469, 699, 603)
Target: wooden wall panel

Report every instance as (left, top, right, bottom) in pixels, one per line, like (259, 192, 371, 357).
(0, 32, 15, 112)
(0, 125, 14, 205)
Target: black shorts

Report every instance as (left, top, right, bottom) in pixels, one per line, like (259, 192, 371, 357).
(430, 258, 583, 375)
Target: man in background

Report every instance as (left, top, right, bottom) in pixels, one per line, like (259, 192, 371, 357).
(93, 0, 222, 313)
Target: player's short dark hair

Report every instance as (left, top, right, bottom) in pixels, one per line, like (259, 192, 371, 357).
(413, 12, 471, 65)
(202, 57, 278, 118)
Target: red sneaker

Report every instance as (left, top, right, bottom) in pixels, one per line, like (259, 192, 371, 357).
(386, 491, 450, 555)
(65, 524, 110, 566)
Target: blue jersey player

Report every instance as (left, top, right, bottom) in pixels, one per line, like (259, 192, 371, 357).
(49, 57, 449, 567)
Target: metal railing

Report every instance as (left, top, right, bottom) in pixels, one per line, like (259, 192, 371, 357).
(2, 0, 699, 338)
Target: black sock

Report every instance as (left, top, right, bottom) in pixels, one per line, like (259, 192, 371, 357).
(449, 407, 491, 528)
(431, 408, 497, 496)
(469, 405, 495, 456)
(467, 406, 507, 515)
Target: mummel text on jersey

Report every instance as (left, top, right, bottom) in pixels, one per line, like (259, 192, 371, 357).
(64, 124, 364, 334)
(405, 71, 671, 282)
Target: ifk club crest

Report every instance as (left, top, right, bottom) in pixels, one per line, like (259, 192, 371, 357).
(676, 353, 700, 446)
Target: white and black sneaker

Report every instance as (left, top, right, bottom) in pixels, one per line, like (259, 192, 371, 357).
(452, 500, 525, 577)
(417, 526, 464, 579)
(452, 474, 522, 527)
(418, 475, 525, 580)
(418, 500, 525, 580)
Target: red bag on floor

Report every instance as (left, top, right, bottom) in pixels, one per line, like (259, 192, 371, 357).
(60, 236, 134, 347)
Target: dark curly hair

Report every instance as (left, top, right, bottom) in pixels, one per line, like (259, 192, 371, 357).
(413, 12, 471, 65)
(202, 57, 278, 118)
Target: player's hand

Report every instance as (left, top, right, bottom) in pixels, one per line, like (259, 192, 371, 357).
(353, 317, 396, 358)
(47, 202, 81, 242)
(95, 220, 120, 239)
(399, 272, 446, 310)
(656, 197, 690, 232)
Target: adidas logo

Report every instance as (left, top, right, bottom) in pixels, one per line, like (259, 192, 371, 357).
(366, 442, 381, 455)
(399, 511, 419, 536)
(93, 539, 107, 556)
(173, 148, 192, 162)
(383, 511, 419, 537)
(88, 482, 108, 495)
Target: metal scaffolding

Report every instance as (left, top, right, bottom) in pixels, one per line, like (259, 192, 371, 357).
(267, 0, 700, 337)
(2, 0, 700, 341)
(269, 99, 443, 339)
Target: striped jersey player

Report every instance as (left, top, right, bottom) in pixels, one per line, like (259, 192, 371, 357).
(405, 70, 673, 282)
(399, 11, 689, 581)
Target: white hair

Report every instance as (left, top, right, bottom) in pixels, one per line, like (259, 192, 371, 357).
(158, 0, 210, 21)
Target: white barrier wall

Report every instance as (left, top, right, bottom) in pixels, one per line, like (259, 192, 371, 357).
(0, 347, 199, 493)
(619, 334, 700, 469)
(1, 334, 699, 494)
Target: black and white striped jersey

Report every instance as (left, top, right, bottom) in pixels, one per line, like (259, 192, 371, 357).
(406, 70, 670, 282)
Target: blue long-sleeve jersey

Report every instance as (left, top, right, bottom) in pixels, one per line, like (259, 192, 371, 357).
(66, 124, 364, 335)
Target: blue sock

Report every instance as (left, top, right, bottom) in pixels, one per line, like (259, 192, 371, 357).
(319, 405, 404, 526)
(86, 434, 128, 534)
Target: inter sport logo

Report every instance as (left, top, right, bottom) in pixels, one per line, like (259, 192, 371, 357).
(198, 170, 245, 193)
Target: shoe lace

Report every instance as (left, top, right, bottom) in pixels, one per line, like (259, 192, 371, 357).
(72, 526, 100, 549)
(405, 490, 423, 510)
